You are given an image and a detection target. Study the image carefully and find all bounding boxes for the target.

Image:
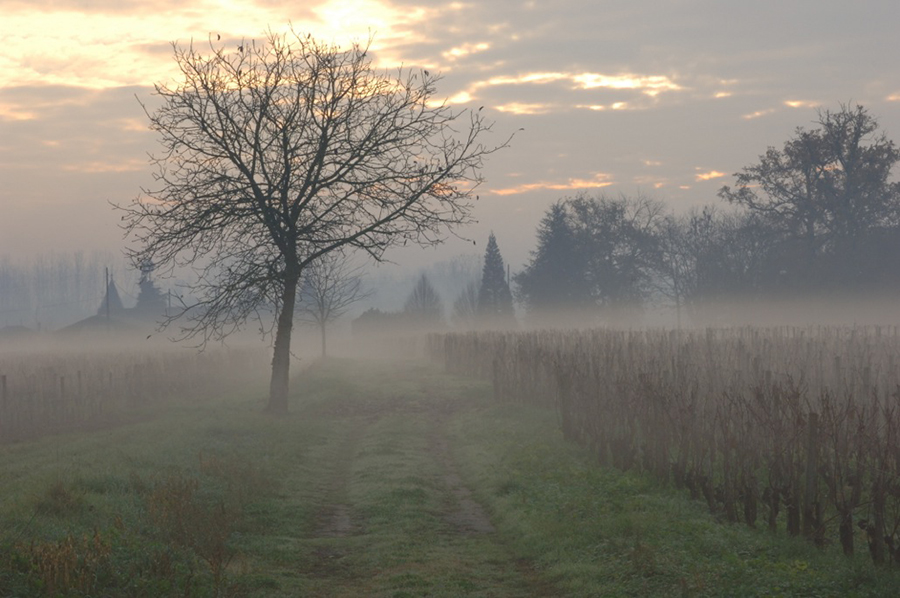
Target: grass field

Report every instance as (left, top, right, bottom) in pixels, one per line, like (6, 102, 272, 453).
(0, 357, 898, 597)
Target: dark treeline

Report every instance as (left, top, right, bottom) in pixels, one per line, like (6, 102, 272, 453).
(0, 252, 134, 330)
(515, 104, 900, 326)
(353, 231, 516, 336)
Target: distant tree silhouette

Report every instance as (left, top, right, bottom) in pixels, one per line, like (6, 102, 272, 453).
(132, 278, 166, 320)
(403, 274, 444, 328)
(477, 232, 515, 327)
(719, 103, 900, 290)
(514, 201, 589, 318)
(567, 194, 663, 312)
(452, 281, 479, 329)
(297, 252, 370, 357)
(515, 195, 664, 322)
(118, 30, 505, 413)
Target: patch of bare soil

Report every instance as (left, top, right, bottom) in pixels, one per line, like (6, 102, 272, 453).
(428, 409, 496, 535)
(313, 419, 368, 539)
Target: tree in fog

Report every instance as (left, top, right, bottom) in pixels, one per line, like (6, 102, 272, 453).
(568, 194, 664, 312)
(477, 232, 515, 327)
(118, 30, 505, 413)
(297, 251, 371, 357)
(451, 281, 479, 329)
(514, 201, 590, 317)
(655, 213, 697, 327)
(403, 274, 443, 328)
(516, 195, 664, 322)
(719, 104, 900, 288)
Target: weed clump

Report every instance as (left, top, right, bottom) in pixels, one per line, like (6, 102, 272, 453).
(35, 480, 84, 517)
(20, 531, 112, 596)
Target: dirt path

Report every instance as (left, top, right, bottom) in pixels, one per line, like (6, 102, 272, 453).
(428, 408, 496, 535)
(295, 377, 559, 597)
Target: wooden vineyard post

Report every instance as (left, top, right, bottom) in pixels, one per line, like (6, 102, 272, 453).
(803, 411, 820, 541)
(59, 375, 66, 423)
(0, 374, 6, 437)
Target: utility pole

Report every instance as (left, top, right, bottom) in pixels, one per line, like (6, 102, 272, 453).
(105, 267, 110, 321)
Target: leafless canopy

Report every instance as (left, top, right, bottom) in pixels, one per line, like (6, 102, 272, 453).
(123, 31, 501, 336)
(297, 251, 371, 356)
(119, 29, 506, 411)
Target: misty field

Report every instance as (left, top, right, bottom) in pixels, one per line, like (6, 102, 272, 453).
(1, 336, 899, 596)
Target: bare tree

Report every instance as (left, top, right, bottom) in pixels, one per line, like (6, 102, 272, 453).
(118, 30, 506, 413)
(719, 104, 900, 267)
(403, 274, 444, 329)
(296, 252, 371, 357)
(451, 280, 479, 329)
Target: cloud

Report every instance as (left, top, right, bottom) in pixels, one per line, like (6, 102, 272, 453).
(0, 0, 430, 89)
(465, 70, 680, 96)
(632, 174, 667, 188)
(491, 172, 614, 196)
(576, 101, 632, 111)
(62, 158, 147, 173)
(0, 102, 36, 121)
(695, 169, 726, 181)
(784, 99, 819, 108)
(742, 108, 776, 120)
(494, 102, 554, 115)
(572, 73, 680, 95)
(443, 42, 490, 61)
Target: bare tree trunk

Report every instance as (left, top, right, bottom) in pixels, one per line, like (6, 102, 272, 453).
(320, 321, 327, 358)
(267, 271, 299, 414)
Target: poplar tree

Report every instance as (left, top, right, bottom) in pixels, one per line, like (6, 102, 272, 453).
(477, 232, 515, 326)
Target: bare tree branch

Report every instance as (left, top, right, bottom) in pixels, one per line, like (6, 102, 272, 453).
(117, 29, 509, 412)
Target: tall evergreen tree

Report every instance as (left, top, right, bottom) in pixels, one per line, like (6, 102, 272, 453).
(477, 232, 515, 327)
(513, 201, 590, 316)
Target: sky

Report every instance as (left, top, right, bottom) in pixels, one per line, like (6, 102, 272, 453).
(2, 0, 900, 274)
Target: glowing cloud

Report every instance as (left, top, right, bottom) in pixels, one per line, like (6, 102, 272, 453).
(447, 91, 474, 104)
(61, 158, 148, 173)
(492, 172, 614, 196)
(495, 102, 553, 115)
(695, 170, 726, 181)
(483, 72, 569, 86)
(742, 108, 775, 120)
(573, 73, 680, 95)
(457, 70, 681, 107)
(0, 0, 433, 89)
(575, 101, 640, 112)
(0, 102, 36, 121)
(443, 42, 490, 60)
(784, 100, 819, 108)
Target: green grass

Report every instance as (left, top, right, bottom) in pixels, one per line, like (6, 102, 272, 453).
(0, 356, 898, 597)
(450, 402, 900, 597)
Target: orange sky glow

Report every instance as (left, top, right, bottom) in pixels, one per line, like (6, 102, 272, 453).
(2, 0, 900, 272)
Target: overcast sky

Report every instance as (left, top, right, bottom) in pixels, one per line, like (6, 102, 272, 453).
(2, 0, 900, 272)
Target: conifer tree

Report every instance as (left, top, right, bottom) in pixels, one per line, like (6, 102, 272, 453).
(477, 232, 515, 327)
(513, 201, 590, 315)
